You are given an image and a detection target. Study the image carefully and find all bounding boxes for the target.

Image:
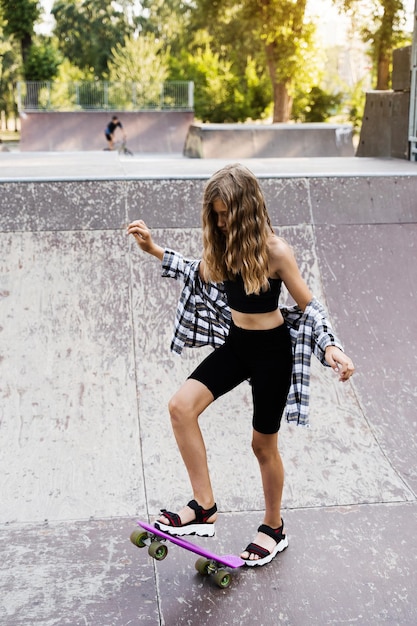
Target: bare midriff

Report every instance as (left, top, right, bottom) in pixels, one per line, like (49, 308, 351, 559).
(231, 307, 285, 330)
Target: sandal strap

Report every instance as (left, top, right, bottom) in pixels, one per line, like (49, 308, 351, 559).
(257, 520, 285, 543)
(159, 509, 182, 527)
(187, 499, 217, 523)
(159, 500, 217, 528)
(244, 542, 271, 559)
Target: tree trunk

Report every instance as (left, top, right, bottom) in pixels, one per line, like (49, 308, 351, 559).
(265, 42, 292, 122)
(376, 55, 390, 90)
(21, 32, 32, 70)
(374, 0, 396, 90)
(272, 81, 292, 122)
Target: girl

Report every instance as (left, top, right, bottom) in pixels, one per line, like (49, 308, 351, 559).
(128, 164, 354, 566)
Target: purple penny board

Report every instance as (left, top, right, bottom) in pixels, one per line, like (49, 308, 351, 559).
(135, 520, 245, 569)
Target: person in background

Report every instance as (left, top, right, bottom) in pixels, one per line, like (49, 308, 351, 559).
(104, 116, 126, 150)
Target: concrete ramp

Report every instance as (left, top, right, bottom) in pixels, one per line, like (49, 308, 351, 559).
(184, 123, 355, 158)
(20, 111, 194, 152)
(1, 153, 417, 625)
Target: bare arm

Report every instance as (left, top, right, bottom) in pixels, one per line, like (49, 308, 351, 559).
(269, 235, 313, 311)
(127, 219, 164, 261)
(270, 236, 355, 381)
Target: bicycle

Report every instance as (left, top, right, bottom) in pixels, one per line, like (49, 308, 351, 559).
(103, 139, 134, 155)
(115, 139, 133, 156)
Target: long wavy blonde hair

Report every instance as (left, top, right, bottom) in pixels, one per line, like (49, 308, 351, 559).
(202, 163, 274, 294)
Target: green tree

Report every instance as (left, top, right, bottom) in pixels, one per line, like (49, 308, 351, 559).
(20, 37, 62, 107)
(55, 58, 94, 82)
(107, 35, 169, 108)
(169, 28, 271, 122)
(52, 0, 135, 78)
(0, 17, 21, 127)
(335, 0, 411, 89)
(248, 0, 315, 122)
(344, 78, 367, 130)
(0, 0, 40, 67)
(0, 0, 61, 111)
(108, 35, 168, 84)
(24, 38, 61, 81)
(293, 86, 343, 122)
(192, 0, 315, 122)
(138, 0, 192, 52)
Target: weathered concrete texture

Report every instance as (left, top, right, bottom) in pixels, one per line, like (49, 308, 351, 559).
(392, 46, 412, 92)
(184, 123, 354, 158)
(357, 45, 411, 160)
(2, 507, 417, 626)
(152, 506, 417, 625)
(0, 230, 145, 524)
(309, 175, 417, 223)
(0, 179, 128, 231)
(1, 156, 417, 625)
(1, 518, 159, 626)
(316, 223, 417, 494)
(1, 173, 416, 232)
(357, 91, 411, 159)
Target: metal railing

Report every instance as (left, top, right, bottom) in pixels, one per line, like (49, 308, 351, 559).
(17, 81, 194, 112)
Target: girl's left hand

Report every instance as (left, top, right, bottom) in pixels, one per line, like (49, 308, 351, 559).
(325, 346, 355, 382)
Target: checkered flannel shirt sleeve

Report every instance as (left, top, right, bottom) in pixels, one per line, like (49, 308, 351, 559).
(283, 298, 344, 427)
(161, 248, 199, 354)
(161, 248, 231, 354)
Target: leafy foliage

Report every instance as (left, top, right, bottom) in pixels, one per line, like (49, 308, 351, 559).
(51, 0, 135, 78)
(0, 0, 41, 71)
(107, 34, 169, 109)
(169, 30, 271, 122)
(0, 0, 40, 42)
(108, 35, 168, 85)
(24, 39, 61, 82)
(293, 86, 343, 122)
(0, 18, 21, 118)
(189, 0, 316, 121)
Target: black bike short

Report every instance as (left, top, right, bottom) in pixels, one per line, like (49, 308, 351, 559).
(188, 321, 293, 434)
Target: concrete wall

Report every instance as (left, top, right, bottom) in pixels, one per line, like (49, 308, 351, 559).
(1, 173, 416, 232)
(356, 91, 410, 159)
(184, 123, 354, 158)
(19, 111, 194, 152)
(357, 46, 411, 159)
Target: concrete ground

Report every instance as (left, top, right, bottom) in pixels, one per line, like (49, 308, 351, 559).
(1, 151, 417, 625)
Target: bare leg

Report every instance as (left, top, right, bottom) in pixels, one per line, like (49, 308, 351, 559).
(241, 430, 285, 560)
(158, 378, 217, 525)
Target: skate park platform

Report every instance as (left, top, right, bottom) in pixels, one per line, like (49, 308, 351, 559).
(1, 151, 417, 625)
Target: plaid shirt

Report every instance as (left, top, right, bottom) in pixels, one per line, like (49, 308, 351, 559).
(161, 248, 343, 426)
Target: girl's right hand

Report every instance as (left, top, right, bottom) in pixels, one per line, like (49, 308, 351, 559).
(127, 219, 153, 251)
(127, 220, 164, 260)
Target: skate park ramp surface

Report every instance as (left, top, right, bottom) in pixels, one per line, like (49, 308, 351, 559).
(1, 151, 417, 625)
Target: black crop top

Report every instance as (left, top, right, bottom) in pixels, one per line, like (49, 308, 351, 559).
(223, 274, 282, 314)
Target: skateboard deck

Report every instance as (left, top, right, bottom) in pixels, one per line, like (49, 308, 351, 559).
(131, 520, 245, 588)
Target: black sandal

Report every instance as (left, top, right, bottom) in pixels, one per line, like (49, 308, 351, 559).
(242, 519, 289, 567)
(154, 499, 217, 537)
